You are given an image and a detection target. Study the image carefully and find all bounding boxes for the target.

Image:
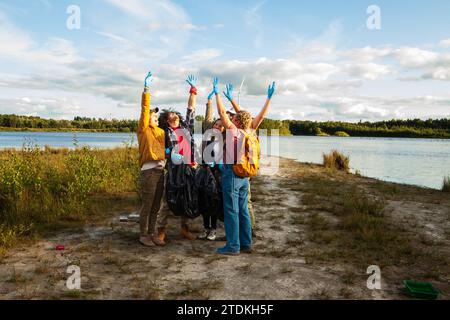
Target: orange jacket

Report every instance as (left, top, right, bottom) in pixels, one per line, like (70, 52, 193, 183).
(137, 92, 165, 167)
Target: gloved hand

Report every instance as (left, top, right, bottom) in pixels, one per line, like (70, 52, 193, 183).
(207, 89, 215, 101)
(223, 84, 234, 101)
(267, 81, 276, 99)
(186, 75, 197, 88)
(171, 152, 183, 163)
(144, 72, 153, 88)
(212, 77, 220, 95)
(165, 148, 171, 155)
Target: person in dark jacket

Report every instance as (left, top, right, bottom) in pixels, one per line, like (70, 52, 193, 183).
(198, 89, 225, 241)
(156, 75, 198, 242)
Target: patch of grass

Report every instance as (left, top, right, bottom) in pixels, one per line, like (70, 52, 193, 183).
(285, 232, 305, 247)
(237, 264, 252, 274)
(338, 287, 353, 299)
(309, 213, 330, 231)
(0, 223, 33, 250)
(0, 144, 140, 252)
(203, 254, 228, 265)
(7, 267, 27, 284)
(62, 290, 88, 299)
(265, 247, 289, 258)
(442, 176, 450, 192)
(280, 265, 294, 274)
(311, 286, 332, 300)
(290, 214, 306, 225)
(271, 224, 283, 231)
(323, 150, 350, 173)
(172, 279, 222, 300)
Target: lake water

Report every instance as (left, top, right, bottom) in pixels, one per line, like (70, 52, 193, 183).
(0, 131, 449, 190)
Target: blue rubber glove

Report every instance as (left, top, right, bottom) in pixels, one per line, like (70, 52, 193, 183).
(212, 77, 220, 95)
(267, 81, 276, 99)
(165, 148, 171, 155)
(186, 75, 197, 88)
(171, 152, 183, 163)
(223, 84, 234, 101)
(207, 89, 215, 101)
(144, 72, 153, 87)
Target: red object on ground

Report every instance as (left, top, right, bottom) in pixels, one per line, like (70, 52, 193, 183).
(55, 245, 65, 251)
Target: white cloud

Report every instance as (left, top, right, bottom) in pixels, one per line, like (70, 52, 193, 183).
(1, 5, 449, 122)
(439, 39, 450, 48)
(182, 49, 222, 64)
(0, 97, 82, 119)
(344, 63, 393, 80)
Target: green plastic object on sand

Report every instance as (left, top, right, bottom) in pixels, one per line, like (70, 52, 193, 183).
(403, 280, 440, 299)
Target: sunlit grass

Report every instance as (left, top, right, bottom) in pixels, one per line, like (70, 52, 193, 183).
(323, 150, 350, 173)
(0, 143, 140, 251)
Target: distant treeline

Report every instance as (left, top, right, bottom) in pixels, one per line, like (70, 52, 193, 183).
(1, 114, 449, 138)
(0, 115, 137, 132)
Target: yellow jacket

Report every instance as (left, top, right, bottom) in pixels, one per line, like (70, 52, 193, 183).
(137, 92, 165, 168)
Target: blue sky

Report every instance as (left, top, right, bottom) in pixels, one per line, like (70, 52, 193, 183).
(0, 0, 449, 121)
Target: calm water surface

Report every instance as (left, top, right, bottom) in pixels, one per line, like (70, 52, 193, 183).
(1, 131, 449, 189)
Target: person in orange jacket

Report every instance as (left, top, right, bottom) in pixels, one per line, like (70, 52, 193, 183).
(137, 71, 167, 247)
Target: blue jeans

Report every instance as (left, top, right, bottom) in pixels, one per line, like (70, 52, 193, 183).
(221, 165, 252, 252)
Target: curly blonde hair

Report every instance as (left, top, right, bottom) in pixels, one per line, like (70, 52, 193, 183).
(235, 111, 252, 129)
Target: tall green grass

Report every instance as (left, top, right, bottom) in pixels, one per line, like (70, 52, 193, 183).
(0, 143, 140, 251)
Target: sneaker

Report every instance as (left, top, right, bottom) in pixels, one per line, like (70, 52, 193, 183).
(198, 229, 210, 240)
(207, 229, 217, 241)
(139, 236, 154, 247)
(216, 246, 240, 256)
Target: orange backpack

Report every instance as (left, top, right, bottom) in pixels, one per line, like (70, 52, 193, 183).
(233, 130, 260, 178)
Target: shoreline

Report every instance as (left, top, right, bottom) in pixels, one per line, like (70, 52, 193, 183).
(1, 127, 449, 139)
(0, 145, 447, 190)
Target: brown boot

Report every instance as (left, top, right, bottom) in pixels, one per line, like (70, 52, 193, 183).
(180, 225, 196, 241)
(150, 235, 165, 247)
(139, 236, 154, 247)
(157, 227, 166, 242)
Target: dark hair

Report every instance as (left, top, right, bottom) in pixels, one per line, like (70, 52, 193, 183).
(158, 109, 184, 131)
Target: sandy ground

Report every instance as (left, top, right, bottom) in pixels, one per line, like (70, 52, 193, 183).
(0, 157, 449, 300)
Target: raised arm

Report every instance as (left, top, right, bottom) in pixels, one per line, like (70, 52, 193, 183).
(213, 78, 233, 129)
(138, 72, 153, 133)
(252, 82, 276, 130)
(203, 89, 215, 131)
(186, 75, 197, 110)
(223, 84, 242, 113)
(184, 74, 198, 133)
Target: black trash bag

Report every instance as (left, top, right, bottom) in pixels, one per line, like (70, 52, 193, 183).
(195, 166, 221, 217)
(165, 162, 200, 219)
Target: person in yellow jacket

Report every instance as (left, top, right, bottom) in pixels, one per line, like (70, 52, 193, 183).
(137, 71, 167, 247)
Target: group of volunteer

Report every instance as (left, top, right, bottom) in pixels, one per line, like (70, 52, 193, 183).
(137, 71, 276, 256)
